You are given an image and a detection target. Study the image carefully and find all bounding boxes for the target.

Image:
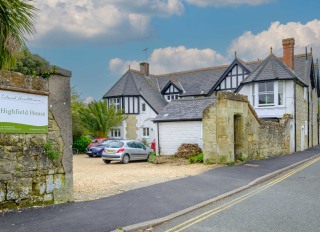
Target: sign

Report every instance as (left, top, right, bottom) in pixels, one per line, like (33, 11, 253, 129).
(0, 90, 48, 133)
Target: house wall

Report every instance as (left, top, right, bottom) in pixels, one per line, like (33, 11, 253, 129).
(119, 97, 157, 146)
(239, 81, 295, 118)
(136, 97, 157, 145)
(158, 121, 202, 155)
(0, 70, 73, 210)
(310, 87, 318, 146)
(203, 92, 291, 164)
(295, 84, 308, 151)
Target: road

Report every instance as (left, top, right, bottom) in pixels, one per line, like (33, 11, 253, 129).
(153, 156, 320, 232)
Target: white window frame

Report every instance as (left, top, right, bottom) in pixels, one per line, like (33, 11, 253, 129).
(258, 82, 275, 107)
(110, 128, 121, 138)
(109, 97, 121, 111)
(165, 94, 179, 102)
(143, 127, 150, 137)
(251, 84, 255, 107)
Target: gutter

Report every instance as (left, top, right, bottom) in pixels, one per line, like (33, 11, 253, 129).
(294, 83, 297, 152)
(157, 122, 160, 155)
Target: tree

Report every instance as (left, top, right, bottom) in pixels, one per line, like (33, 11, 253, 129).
(71, 89, 86, 138)
(79, 100, 126, 138)
(0, 0, 37, 69)
(12, 48, 50, 75)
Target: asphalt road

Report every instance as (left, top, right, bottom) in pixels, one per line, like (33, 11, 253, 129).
(154, 156, 320, 232)
(0, 146, 319, 232)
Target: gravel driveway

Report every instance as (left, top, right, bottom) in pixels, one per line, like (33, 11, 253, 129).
(73, 154, 220, 202)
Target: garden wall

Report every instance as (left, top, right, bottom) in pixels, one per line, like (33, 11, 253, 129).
(0, 68, 73, 210)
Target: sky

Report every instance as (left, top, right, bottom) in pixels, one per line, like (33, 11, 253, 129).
(27, 0, 320, 103)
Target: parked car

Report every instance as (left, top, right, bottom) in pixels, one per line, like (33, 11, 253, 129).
(101, 140, 153, 164)
(86, 139, 113, 157)
(87, 138, 107, 149)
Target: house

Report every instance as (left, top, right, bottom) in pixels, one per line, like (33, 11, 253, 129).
(103, 38, 319, 157)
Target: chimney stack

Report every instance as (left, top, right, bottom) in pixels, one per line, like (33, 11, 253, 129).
(282, 38, 295, 70)
(140, 62, 149, 76)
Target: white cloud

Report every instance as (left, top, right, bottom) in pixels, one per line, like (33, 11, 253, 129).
(185, 0, 271, 7)
(228, 20, 320, 61)
(109, 46, 229, 76)
(84, 96, 95, 104)
(31, 0, 184, 45)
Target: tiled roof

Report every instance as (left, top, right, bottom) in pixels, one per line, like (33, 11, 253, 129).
(153, 97, 216, 122)
(241, 53, 307, 86)
(154, 66, 228, 96)
(103, 70, 167, 113)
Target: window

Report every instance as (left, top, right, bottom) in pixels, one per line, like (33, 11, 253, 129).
(143, 127, 150, 137)
(278, 82, 283, 105)
(109, 98, 121, 111)
(251, 84, 255, 107)
(142, 103, 146, 112)
(110, 128, 121, 138)
(258, 82, 274, 106)
(165, 94, 179, 102)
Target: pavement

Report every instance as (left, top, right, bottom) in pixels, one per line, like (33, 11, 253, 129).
(1, 146, 320, 232)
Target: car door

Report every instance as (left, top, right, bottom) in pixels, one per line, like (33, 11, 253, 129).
(126, 142, 138, 160)
(134, 142, 148, 160)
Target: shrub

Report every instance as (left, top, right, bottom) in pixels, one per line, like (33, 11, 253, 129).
(175, 144, 202, 159)
(148, 151, 156, 163)
(44, 141, 59, 160)
(73, 135, 91, 153)
(188, 152, 204, 164)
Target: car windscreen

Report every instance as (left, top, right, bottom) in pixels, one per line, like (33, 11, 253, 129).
(108, 141, 124, 148)
(100, 140, 112, 145)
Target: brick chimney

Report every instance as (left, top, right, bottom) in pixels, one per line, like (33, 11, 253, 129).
(282, 38, 295, 70)
(140, 62, 149, 76)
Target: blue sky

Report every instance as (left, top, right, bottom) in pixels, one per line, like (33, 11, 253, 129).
(28, 0, 320, 102)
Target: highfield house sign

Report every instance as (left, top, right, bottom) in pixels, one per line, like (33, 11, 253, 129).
(0, 90, 48, 133)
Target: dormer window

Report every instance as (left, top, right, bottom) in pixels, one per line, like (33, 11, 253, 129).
(216, 64, 249, 92)
(161, 82, 182, 102)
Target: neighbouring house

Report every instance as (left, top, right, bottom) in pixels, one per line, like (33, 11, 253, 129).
(103, 38, 319, 159)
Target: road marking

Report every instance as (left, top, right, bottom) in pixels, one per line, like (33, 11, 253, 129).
(165, 156, 320, 232)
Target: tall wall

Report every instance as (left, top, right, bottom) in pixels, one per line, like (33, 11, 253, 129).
(0, 69, 73, 210)
(203, 92, 291, 164)
(295, 84, 308, 151)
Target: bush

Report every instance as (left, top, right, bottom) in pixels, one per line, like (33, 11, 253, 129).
(188, 152, 204, 164)
(73, 135, 91, 153)
(148, 151, 156, 163)
(175, 144, 202, 159)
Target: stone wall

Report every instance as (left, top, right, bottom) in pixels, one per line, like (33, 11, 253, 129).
(125, 115, 138, 140)
(0, 69, 73, 210)
(295, 84, 308, 151)
(203, 92, 291, 164)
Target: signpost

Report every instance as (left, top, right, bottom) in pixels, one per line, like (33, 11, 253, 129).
(0, 90, 48, 133)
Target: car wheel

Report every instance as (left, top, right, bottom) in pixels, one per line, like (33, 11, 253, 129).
(103, 160, 111, 164)
(122, 154, 130, 164)
(146, 154, 150, 161)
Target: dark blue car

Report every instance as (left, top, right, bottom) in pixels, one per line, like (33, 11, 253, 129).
(86, 140, 114, 157)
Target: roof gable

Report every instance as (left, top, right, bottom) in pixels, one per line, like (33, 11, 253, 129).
(239, 53, 307, 87)
(208, 58, 251, 95)
(161, 81, 183, 95)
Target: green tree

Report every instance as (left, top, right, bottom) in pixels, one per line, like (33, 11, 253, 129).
(12, 48, 50, 75)
(79, 100, 126, 138)
(71, 89, 86, 138)
(0, 0, 37, 69)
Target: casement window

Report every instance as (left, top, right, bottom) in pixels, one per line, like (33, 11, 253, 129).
(110, 128, 121, 138)
(251, 84, 255, 107)
(166, 94, 179, 102)
(123, 96, 139, 114)
(109, 97, 121, 111)
(143, 127, 150, 137)
(258, 82, 274, 106)
(142, 103, 146, 112)
(163, 84, 180, 102)
(278, 82, 284, 105)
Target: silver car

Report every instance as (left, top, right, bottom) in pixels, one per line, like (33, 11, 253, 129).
(101, 140, 153, 164)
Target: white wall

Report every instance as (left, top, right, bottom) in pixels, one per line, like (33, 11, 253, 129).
(239, 81, 294, 118)
(136, 97, 158, 145)
(157, 121, 203, 155)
